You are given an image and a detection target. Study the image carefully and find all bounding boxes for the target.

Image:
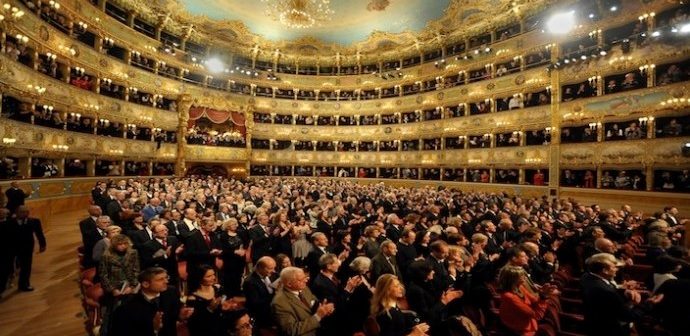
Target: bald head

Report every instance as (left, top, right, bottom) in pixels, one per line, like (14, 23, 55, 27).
(595, 238, 616, 254)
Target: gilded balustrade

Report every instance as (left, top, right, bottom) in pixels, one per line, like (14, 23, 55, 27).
(0, 118, 177, 160)
(250, 146, 550, 168)
(250, 105, 551, 141)
(560, 137, 690, 168)
(0, 53, 178, 130)
(184, 145, 248, 163)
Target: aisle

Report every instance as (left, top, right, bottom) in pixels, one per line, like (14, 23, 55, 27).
(0, 210, 86, 336)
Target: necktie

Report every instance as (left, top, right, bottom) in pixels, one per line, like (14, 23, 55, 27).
(161, 239, 167, 248)
(386, 257, 396, 275)
(203, 233, 211, 246)
(264, 277, 273, 294)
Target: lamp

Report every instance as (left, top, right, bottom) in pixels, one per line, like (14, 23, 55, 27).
(261, 0, 334, 29)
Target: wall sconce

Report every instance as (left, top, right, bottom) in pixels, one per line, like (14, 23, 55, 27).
(73, 67, 85, 75)
(638, 12, 655, 22)
(48, 0, 61, 10)
(639, 64, 655, 74)
(108, 149, 124, 155)
(76, 21, 88, 30)
(69, 113, 81, 120)
(587, 76, 601, 85)
(638, 116, 654, 126)
(27, 84, 46, 94)
(588, 122, 601, 130)
(98, 118, 110, 126)
(52, 144, 69, 151)
(42, 105, 54, 112)
(129, 87, 138, 93)
(468, 159, 482, 164)
(525, 158, 543, 163)
(84, 104, 100, 111)
(102, 78, 112, 85)
(545, 127, 553, 134)
(660, 98, 690, 109)
(103, 37, 114, 47)
(588, 29, 602, 39)
(126, 123, 137, 130)
(3, 138, 17, 145)
(15, 34, 29, 44)
(45, 52, 57, 61)
(1, 3, 25, 21)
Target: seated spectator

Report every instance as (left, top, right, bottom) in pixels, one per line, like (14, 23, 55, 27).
(369, 274, 430, 336)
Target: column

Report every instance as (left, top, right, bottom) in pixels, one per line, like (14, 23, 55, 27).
(596, 166, 603, 188)
(86, 159, 96, 177)
(174, 95, 192, 176)
(19, 156, 31, 178)
(56, 158, 65, 177)
(645, 164, 653, 191)
(647, 118, 655, 139)
(490, 169, 495, 183)
(548, 45, 562, 195)
(519, 169, 525, 184)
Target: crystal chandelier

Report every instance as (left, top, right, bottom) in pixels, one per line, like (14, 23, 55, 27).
(261, 0, 334, 29)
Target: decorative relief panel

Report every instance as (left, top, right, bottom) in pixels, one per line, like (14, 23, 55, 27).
(0, 119, 176, 159)
(0, 54, 178, 129)
(560, 138, 690, 166)
(251, 105, 551, 141)
(185, 145, 248, 162)
(560, 82, 689, 123)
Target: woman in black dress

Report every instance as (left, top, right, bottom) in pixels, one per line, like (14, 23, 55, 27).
(369, 274, 430, 336)
(219, 218, 246, 297)
(186, 265, 239, 336)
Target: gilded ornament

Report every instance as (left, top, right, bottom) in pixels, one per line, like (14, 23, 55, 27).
(249, 98, 256, 104)
(416, 96, 423, 104)
(514, 75, 525, 86)
(127, 70, 136, 78)
(460, 88, 468, 95)
(313, 103, 320, 109)
(39, 26, 50, 41)
(384, 127, 392, 134)
(396, 100, 402, 105)
(34, 133, 44, 141)
(99, 59, 109, 68)
(486, 82, 496, 90)
(437, 92, 445, 100)
(334, 103, 340, 110)
(271, 101, 278, 108)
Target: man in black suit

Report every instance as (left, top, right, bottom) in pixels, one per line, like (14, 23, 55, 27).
(370, 240, 401, 283)
(396, 229, 418, 277)
(248, 213, 274, 264)
(129, 218, 156, 251)
(310, 253, 361, 335)
(426, 240, 453, 296)
(580, 253, 657, 336)
(305, 232, 329, 279)
(0, 209, 17, 296)
(79, 205, 103, 268)
(110, 267, 193, 336)
(13, 206, 46, 291)
(183, 218, 222, 274)
(106, 190, 126, 226)
(243, 256, 277, 329)
(385, 213, 404, 243)
(5, 181, 30, 214)
(140, 223, 182, 286)
(91, 181, 108, 211)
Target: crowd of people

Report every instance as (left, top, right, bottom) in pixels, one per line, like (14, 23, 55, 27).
(63, 176, 690, 336)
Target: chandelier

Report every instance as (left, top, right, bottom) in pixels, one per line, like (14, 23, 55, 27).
(261, 0, 334, 29)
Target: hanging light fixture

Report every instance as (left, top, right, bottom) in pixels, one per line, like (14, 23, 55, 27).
(261, 0, 334, 29)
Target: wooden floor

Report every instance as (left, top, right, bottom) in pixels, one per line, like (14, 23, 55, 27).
(0, 210, 87, 336)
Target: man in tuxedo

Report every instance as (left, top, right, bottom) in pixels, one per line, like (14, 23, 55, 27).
(83, 215, 111, 268)
(5, 181, 30, 214)
(91, 181, 108, 211)
(310, 253, 361, 335)
(248, 213, 274, 264)
(271, 267, 335, 336)
(183, 218, 221, 274)
(110, 267, 193, 336)
(305, 232, 329, 279)
(426, 240, 453, 296)
(385, 213, 404, 243)
(79, 205, 102, 268)
(370, 240, 401, 283)
(165, 210, 185, 238)
(243, 256, 277, 329)
(13, 206, 46, 291)
(396, 229, 418, 277)
(106, 190, 126, 226)
(0, 209, 17, 296)
(130, 218, 157, 251)
(581, 253, 651, 336)
(140, 223, 181, 286)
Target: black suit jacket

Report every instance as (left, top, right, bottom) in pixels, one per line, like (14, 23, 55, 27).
(140, 236, 180, 278)
(248, 225, 273, 264)
(396, 242, 418, 276)
(243, 272, 275, 327)
(426, 256, 453, 296)
(183, 229, 220, 271)
(370, 253, 402, 283)
(13, 217, 46, 253)
(106, 200, 124, 225)
(305, 247, 327, 279)
(580, 272, 637, 336)
(110, 287, 181, 336)
(80, 217, 101, 267)
(128, 228, 154, 251)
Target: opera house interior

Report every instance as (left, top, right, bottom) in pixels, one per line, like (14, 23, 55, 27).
(0, 0, 689, 335)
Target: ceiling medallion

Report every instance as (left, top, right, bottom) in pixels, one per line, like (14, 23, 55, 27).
(261, 0, 334, 29)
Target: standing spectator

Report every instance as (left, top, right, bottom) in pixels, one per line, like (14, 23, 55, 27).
(99, 234, 140, 335)
(219, 218, 246, 297)
(5, 181, 31, 214)
(369, 274, 430, 336)
(185, 265, 238, 336)
(183, 218, 222, 275)
(243, 256, 277, 330)
(370, 240, 402, 283)
(140, 223, 182, 286)
(0, 209, 17, 297)
(13, 206, 46, 291)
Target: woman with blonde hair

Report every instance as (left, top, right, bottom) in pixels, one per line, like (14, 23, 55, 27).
(369, 274, 430, 336)
(220, 218, 246, 297)
(98, 234, 139, 336)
